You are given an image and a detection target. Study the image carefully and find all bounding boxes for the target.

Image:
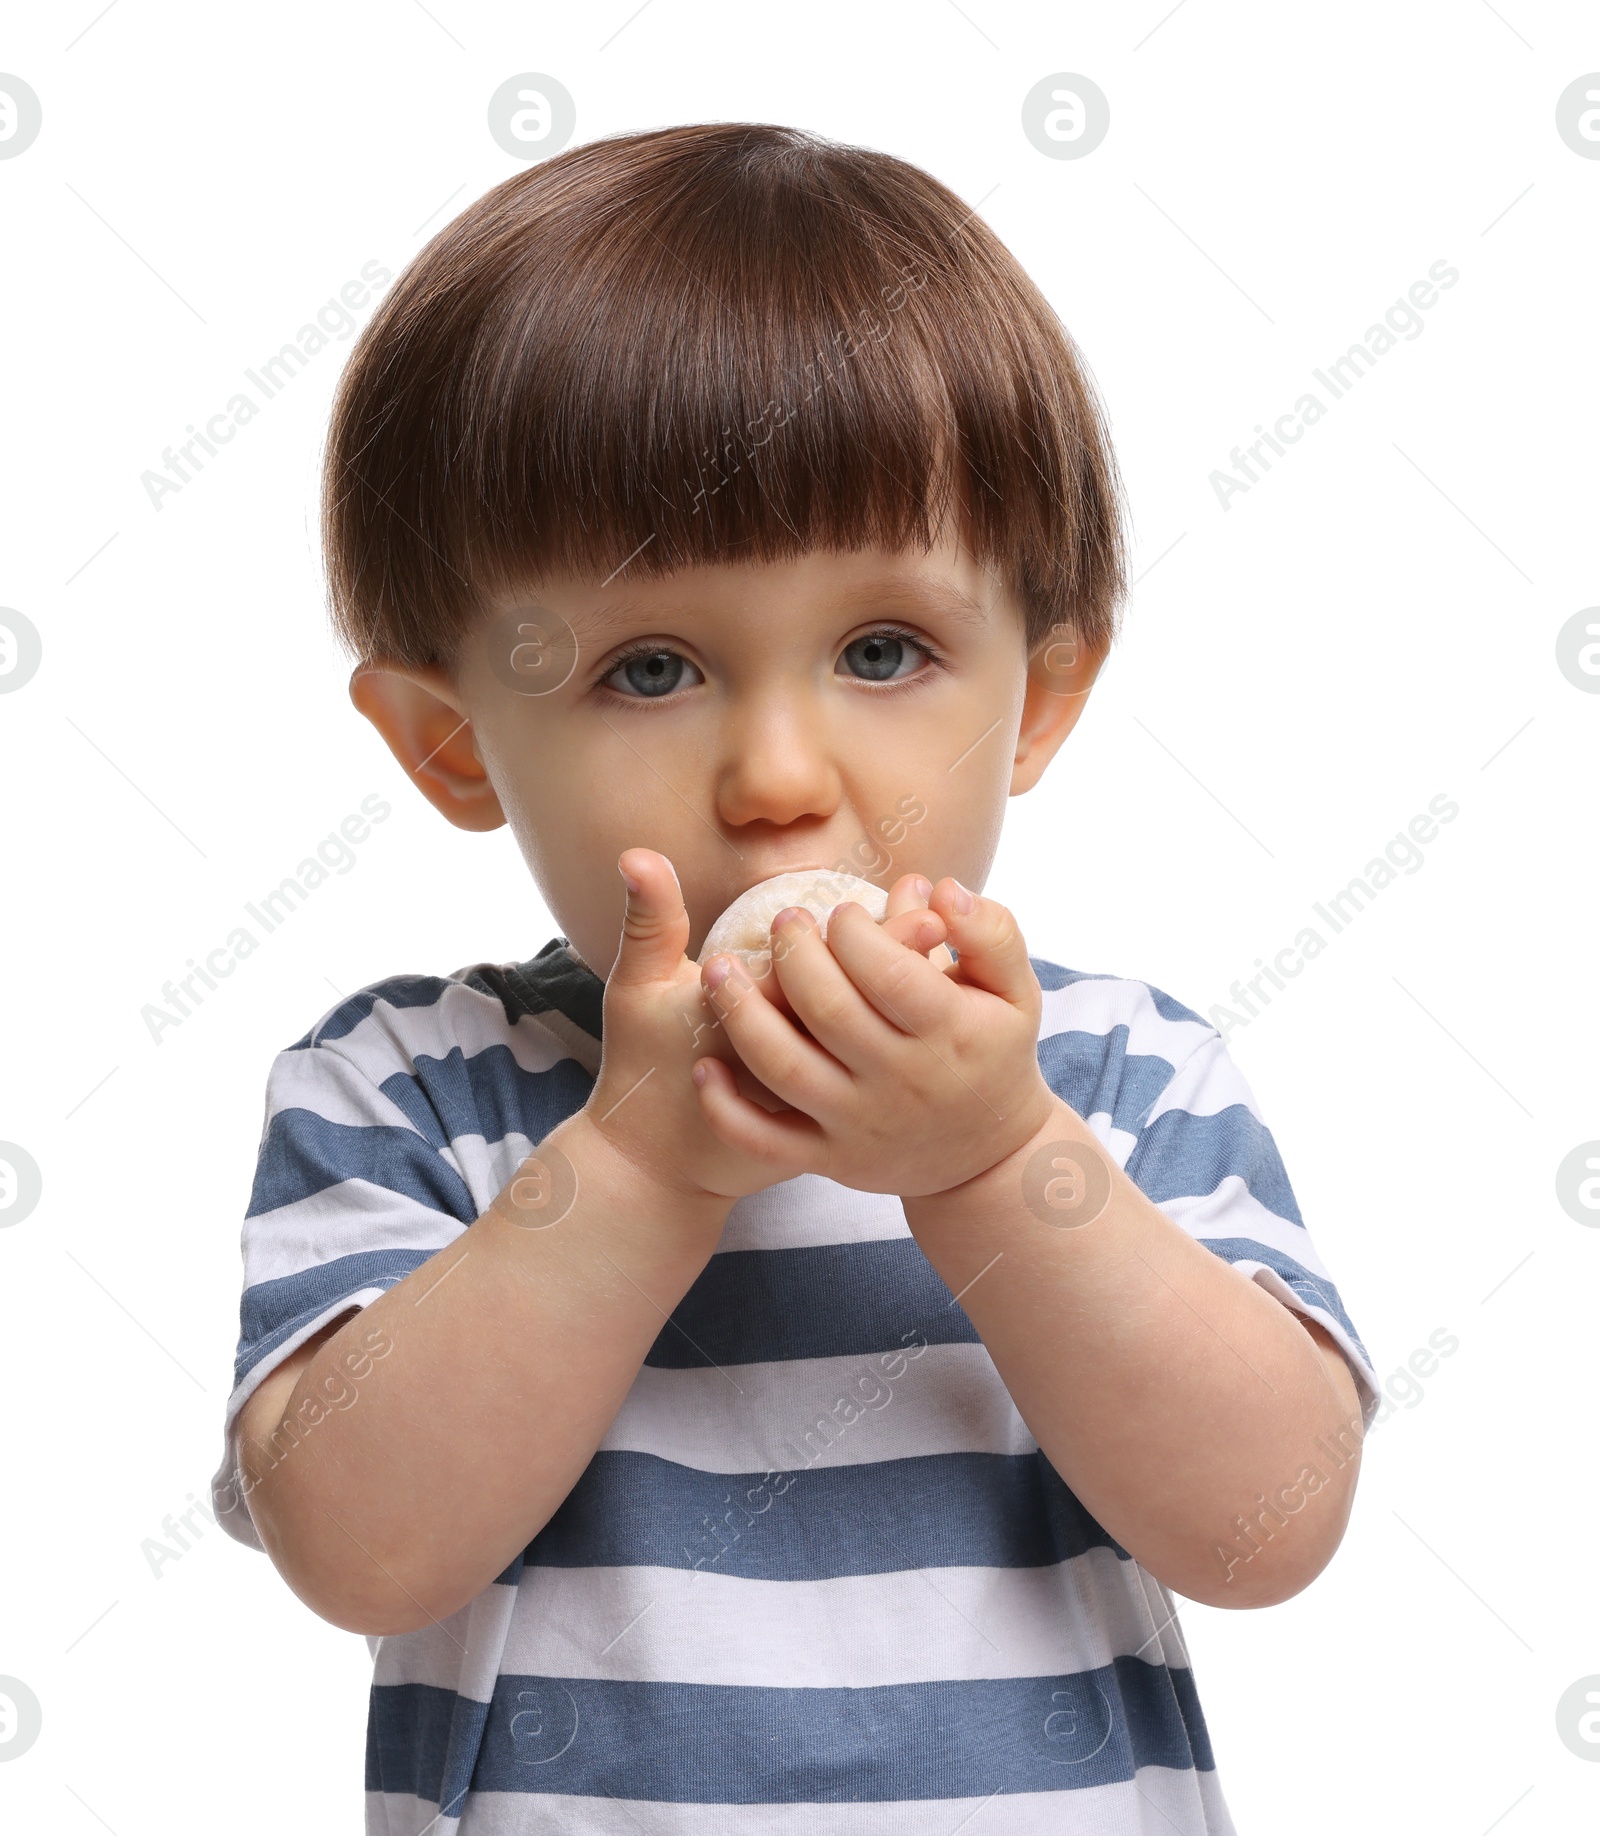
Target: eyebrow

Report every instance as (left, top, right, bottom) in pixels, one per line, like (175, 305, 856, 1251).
(563, 574, 995, 648)
(837, 577, 993, 629)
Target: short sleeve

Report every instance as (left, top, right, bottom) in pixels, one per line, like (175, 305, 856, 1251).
(213, 976, 602, 1549)
(212, 969, 599, 1547)
(209, 1025, 477, 1549)
(1122, 1025, 1382, 1431)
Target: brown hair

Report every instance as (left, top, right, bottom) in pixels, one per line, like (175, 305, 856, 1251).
(322, 121, 1128, 671)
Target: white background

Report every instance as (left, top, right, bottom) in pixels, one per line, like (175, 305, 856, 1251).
(1, 1, 1596, 1830)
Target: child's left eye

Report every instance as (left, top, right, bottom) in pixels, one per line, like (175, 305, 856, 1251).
(836, 631, 930, 682)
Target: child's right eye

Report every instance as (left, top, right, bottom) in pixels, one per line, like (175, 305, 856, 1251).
(602, 648, 703, 699)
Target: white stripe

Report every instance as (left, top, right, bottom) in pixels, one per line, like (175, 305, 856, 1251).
(242, 1178, 462, 1287)
(1083, 1114, 1137, 1167)
(346, 976, 577, 1076)
(380, 1550, 1189, 1694)
(451, 1767, 1235, 1834)
(373, 1596, 500, 1697)
(493, 1549, 1188, 1688)
(239, 1134, 1319, 1299)
(368, 1589, 509, 1698)
(439, 1131, 539, 1218)
(247, 1150, 912, 1284)
(713, 1175, 911, 1252)
(1037, 975, 1213, 1065)
(456, 1579, 522, 1706)
(1158, 1178, 1320, 1272)
(1140, 1029, 1266, 1128)
(261, 1043, 434, 1133)
(277, 979, 576, 1113)
(599, 1344, 1034, 1473)
(369, 1789, 460, 1836)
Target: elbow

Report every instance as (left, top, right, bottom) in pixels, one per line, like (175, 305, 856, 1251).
(1178, 1451, 1360, 1608)
(267, 1538, 468, 1638)
(1179, 1511, 1352, 1609)
(243, 1475, 468, 1638)
(1186, 1556, 1329, 1610)
(295, 1580, 454, 1639)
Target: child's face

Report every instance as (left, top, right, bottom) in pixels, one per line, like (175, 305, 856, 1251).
(355, 517, 1102, 977)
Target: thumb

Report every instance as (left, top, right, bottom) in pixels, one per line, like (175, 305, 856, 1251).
(611, 848, 691, 986)
(928, 879, 1039, 1008)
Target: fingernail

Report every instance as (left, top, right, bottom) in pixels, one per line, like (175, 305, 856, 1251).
(703, 955, 732, 989)
(618, 861, 642, 895)
(772, 907, 808, 929)
(912, 876, 932, 901)
(691, 1061, 709, 1088)
(951, 880, 976, 914)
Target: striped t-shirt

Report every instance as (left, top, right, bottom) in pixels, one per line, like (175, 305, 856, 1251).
(213, 938, 1380, 1834)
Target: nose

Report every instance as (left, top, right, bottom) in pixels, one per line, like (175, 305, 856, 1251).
(713, 695, 842, 832)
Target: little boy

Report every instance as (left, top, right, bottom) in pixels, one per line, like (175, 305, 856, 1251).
(213, 122, 1380, 1834)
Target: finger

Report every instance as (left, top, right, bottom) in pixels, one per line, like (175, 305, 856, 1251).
(703, 952, 857, 1115)
(823, 899, 964, 1035)
(927, 879, 1039, 1005)
(881, 875, 947, 954)
(880, 907, 948, 956)
(612, 849, 690, 987)
(733, 952, 798, 1020)
(768, 907, 903, 1071)
(675, 973, 793, 1075)
(728, 1056, 797, 1115)
(692, 1056, 826, 1176)
(884, 872, 934, 921)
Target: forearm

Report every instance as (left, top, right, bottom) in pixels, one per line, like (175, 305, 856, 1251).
(237, 1111, 729, 1634)
(903, 1096, 1363, 1608)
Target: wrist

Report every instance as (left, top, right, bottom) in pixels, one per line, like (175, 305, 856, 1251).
(556, 1108, 733, 1246)
(904, 1090, 1102, 1237)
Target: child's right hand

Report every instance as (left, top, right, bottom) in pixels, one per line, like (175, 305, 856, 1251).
(576, 848, 946, 1203)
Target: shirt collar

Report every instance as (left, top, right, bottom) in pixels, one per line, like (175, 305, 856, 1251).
(503, 937, 606, 1042)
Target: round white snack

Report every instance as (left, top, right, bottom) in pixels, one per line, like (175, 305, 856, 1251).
(697, 870, 888, 974)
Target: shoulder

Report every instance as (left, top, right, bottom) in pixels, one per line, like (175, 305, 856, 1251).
(247, 958, 597, 1216)
(1028, 956, 1222, 1134)
(272, 958, 594, 1095)
(1030, 955, 1215, 1052)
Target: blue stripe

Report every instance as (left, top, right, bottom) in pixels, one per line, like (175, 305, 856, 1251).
(531, 1449, 1126, 1577)
(1127, 1102, 1303, 1225)
(377, 1045, 592, 1154)
(290, 974, 459, 1048)
(1037, 1025, 1176, 1137)
(1196, 1237, 1372, 1369)
(369, 1658, 1213, 1803)
(646, 1239, 976, 1370)
(247, 1108, 477, 1220)
(235, 1248, 433, 1385)
(366, 1680, 489, 1816)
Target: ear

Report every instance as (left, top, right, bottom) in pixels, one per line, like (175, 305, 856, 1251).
(348, 663, 507, 832)
(1010, 623, 1109, 796)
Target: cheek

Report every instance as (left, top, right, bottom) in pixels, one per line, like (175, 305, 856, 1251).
(896, 799, 1006, 891)
(477, 716, 724, 972)
(473, 718, 627, 950)
(843, 703, 1014, 887)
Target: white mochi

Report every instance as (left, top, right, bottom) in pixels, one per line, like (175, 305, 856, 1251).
(697, 870, 889, 973)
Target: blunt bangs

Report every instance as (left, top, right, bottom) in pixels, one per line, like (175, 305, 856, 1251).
(323, 121, 1127, 669)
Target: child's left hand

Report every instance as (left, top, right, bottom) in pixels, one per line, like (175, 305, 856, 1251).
(694, 880, 1056, 1197)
